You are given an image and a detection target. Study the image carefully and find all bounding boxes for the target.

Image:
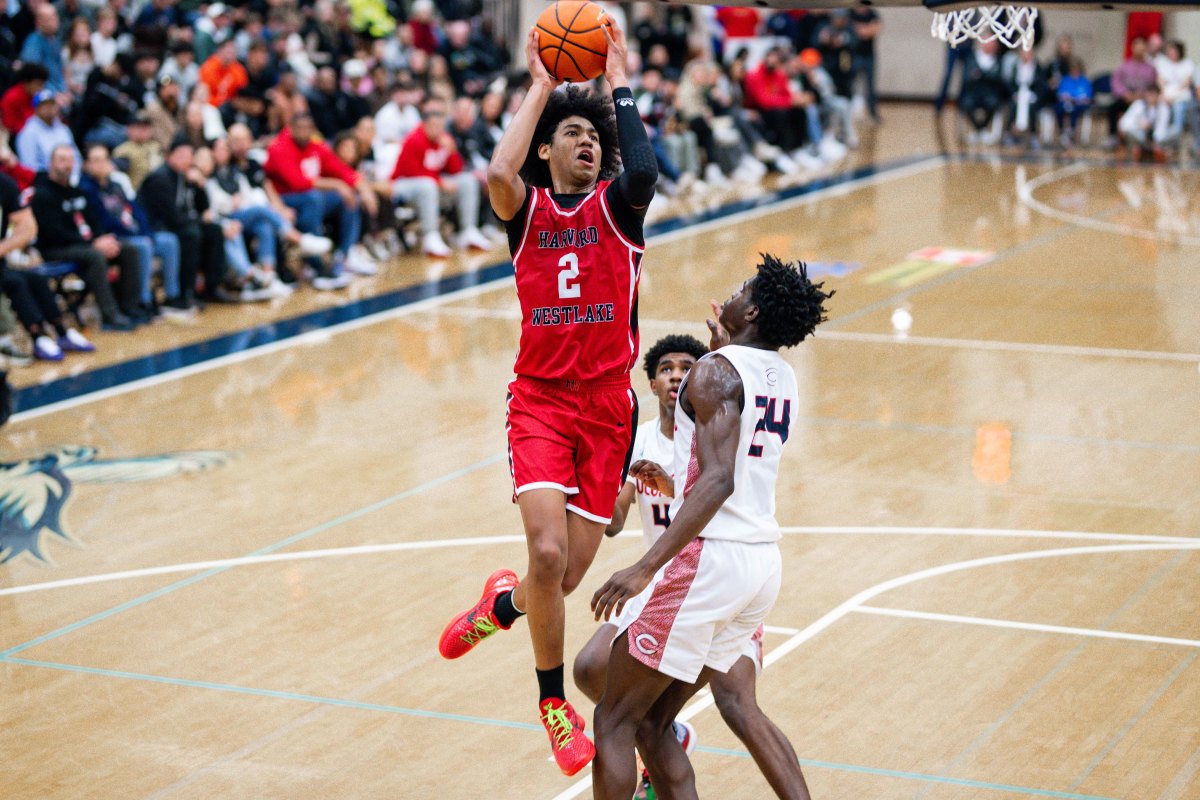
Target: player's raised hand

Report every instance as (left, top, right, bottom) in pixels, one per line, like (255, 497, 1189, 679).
(601, 14, 629, 88)
(706, 299, 730, 351)
(526, 27, 561, 89)
(591, 563, 653, 622)
(630, 459, 673, 497)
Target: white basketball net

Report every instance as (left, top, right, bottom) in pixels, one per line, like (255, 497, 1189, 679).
(931, 6, 1039, 50)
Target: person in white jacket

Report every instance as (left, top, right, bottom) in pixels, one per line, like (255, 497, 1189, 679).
(1156, 41, 1194, 143)
(1119, 86, 1175, 159)
(211, 136, 337, 293)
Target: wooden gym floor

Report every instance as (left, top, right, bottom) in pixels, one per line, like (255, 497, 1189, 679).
(2, 105, 1198, 799)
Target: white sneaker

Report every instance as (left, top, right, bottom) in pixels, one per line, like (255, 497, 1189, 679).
(457, 227, 493, 251)
(62, 328, 95, 351)
(422, 231, 451, 258)
(703, 163, 728, 186)
(819, 137, 848, 162)
(298, 233, 333, 256)
(479, 223, 506, 244)
(239, 284, 273, 302)
(312, 273, 352, 291)
(774, 153, 801, 174)
(753, 141, 783, 162)
(268, 278, 295, 297)
(34, 334, 63, 360)
(344, 245, 379, 275)
(365, 237, 392, 261)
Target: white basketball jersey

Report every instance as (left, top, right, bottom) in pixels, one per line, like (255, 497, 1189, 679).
(669, 345, 798, 544)
(627, 419, 675, 547)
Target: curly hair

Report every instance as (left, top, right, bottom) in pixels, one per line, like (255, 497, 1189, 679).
(750, 253, 835, 349)
(643, 334, 709, 382)
(521, 85, 620, 188)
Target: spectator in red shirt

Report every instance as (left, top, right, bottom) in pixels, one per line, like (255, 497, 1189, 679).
(715, 7, 760, 39)
(743, 47, 813, 153)
(0, 64, 50, 137)
(390, 97, 492, 254)
(264, 113, 380, 287)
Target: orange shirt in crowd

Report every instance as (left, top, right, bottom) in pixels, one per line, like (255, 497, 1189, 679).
(198, 55, 248, 107)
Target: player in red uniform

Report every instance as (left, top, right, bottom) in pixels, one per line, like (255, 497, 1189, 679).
(436, 18, 658, 777)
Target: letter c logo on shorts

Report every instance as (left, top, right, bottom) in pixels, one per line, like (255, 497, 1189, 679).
(634, 633, 660, 655)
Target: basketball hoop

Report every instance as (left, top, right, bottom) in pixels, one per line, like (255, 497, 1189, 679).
(931, 5, 1039, 50)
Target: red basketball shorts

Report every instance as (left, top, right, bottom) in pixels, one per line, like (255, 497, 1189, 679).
(506, 374, 638, 524)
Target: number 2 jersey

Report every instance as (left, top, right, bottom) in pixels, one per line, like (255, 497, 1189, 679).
(671, 345, 799, 544)
(505, 180, 645, 381)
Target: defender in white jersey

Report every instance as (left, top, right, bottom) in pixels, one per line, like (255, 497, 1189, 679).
(590, 255, 833, 800)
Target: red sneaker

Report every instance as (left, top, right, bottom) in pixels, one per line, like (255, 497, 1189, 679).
(539, 697, 595, 776)
(437, 569, 519, 659)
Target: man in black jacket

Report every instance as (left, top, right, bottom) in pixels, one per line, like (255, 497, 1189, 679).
(30, 145, 141, 331)
(137, 137, 225, 307)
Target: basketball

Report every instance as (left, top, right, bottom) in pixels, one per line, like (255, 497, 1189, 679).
(535, 1, 611, 83)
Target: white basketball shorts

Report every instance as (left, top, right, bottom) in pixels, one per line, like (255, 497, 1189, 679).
(612, 537, 780, 683)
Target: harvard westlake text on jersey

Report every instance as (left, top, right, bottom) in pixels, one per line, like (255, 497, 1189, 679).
(537, 226, 600, 249)
(529, 303, 616, 327)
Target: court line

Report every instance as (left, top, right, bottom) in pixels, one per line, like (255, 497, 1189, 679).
(551, 542, 1200, 800)
(1018, 162, 1200, 247)
(0, 452, 506, 657)
(1068, 652, 1199, 791)
(4, 526, 1193, 598)
(698, 745, 1121, 800)
(852, 605, 1200, 649)
(10, 154, 942, 422)
(636, 315, 1200, 364)
(0, 653, 1116, 800)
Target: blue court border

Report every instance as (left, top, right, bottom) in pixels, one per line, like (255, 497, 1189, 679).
(11, 154, 938, 415)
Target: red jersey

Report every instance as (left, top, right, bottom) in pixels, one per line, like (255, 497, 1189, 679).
(509, 180, 644, 381)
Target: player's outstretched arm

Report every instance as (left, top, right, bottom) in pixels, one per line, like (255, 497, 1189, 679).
(602, 18, 657, 212)
(487, 28, 559, 220)
(591, 358, 742, 621)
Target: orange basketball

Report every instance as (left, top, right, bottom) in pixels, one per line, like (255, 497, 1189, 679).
(535, 1, 610, 83)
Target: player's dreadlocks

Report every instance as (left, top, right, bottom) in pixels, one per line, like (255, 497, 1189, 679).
(643, 334, 709, 382)
(751, 253, 835, 349)
(521, 85, 620, 188)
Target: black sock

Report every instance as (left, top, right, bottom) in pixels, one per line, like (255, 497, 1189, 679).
(493, 589, 524, 628)
(537, 664, 566, 703)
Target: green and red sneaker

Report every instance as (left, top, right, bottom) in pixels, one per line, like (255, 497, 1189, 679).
(437, 569, 519, 659)
(540, 697, 595, 776)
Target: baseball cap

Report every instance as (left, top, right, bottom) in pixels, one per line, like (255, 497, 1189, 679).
(33, 89, 57, 106)
(343, 59, 367, 79)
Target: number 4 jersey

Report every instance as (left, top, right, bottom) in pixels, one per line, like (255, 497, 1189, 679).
(506, 180, 644, 381)
(671, 345, 799, 544)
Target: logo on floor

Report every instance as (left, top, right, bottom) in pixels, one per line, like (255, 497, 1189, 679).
(0, 446, 230, 564)
(864, 247, 994, 288)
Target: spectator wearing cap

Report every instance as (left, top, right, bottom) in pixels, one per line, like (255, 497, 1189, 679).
(0, 64, 50, 136)
(18, 5, 68, 97)
(80, 142, 182, 319)
(797, 48, 855, 149)
(220, 86, 268, 140)
(193, 2, 234, 63)
(138, 137, 226, 308)
(309, 66, 369, 140)
(815, 10, 858, 100)
(15, 92, 82, 180)
(30, 144, 142, 330)
(160, 41, 200, 101)
(390, 96, 492, 256)
(199, 39, 248, 109)
(263, 113, 379, 288)
(144, 75, 183, 150)
(113, 112, 164, 190)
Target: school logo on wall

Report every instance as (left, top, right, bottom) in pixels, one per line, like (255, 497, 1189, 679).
(0, 446, 230, 565)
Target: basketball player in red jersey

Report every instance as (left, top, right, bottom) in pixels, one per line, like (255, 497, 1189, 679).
(436, 16, 658, 777)
(590, 255, 832, 800)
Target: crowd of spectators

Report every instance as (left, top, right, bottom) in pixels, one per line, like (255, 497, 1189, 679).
(0, 0, 884, 364)
(940, 31, 1199, 159)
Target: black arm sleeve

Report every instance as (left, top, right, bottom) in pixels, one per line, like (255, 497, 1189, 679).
(611, 86, 657, 211)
